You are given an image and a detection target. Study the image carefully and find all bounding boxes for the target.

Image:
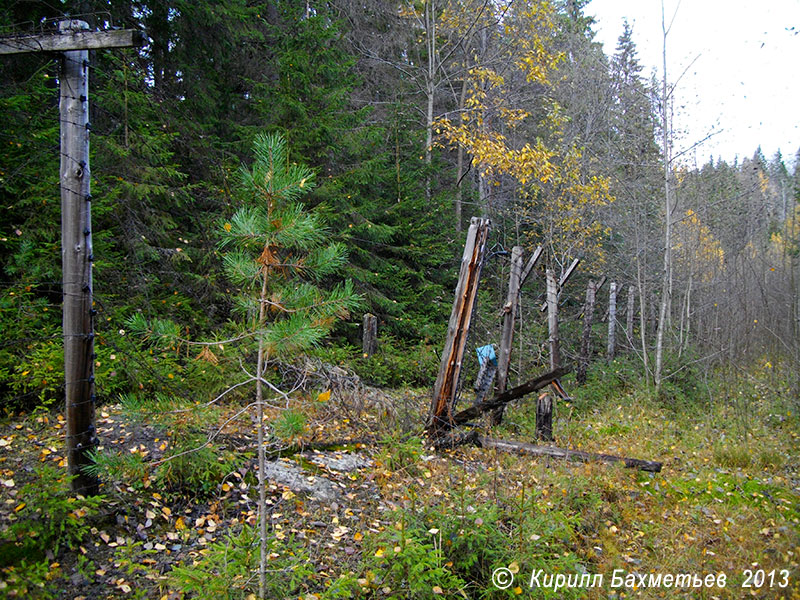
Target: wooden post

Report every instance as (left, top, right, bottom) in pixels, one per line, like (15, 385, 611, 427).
(427, 217, 490, 435)
(490, 245, 523, 425)
(538, 269, 559, 441)
(577, 279, 596, 384)
(539, 257, 580, 312)
(1, 21, 144, 494)
(60, 21, 97, 495)
(626, 285, 635, 350)
(362, 313, 378, 357)
(535, 393, 553, 441)
(546, 269, 560, 370)
(607, 281, 617, 361)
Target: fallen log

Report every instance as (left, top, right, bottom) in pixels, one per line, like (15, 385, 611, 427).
(451, 367, 568, 426)
(477, 436, 662, 472)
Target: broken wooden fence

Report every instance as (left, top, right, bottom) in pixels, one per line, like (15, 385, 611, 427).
(425, 229, 662, 473)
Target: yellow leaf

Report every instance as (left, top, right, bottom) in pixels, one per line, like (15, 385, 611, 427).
(432, 586, 443, 594)
(317, 389, 331, 402)
(175, 516, 186, 530)
(354, 532, 363, 541)
(374, 548, 385, 557)
(14, 502, 26, 512)
(224, 222, 232, 232)
(508, 561, 520, 574)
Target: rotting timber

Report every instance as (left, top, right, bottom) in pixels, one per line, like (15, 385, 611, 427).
(426, 217, 491, 436)
(425, 225, 662, 473)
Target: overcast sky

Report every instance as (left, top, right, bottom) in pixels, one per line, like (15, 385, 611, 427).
(586, 0, 800, 168)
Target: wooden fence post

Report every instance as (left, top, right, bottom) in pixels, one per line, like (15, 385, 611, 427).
(1, 20, 143, 495)
(362, 313, 378, 357)
(539, 258, 580, 313)
(490, 245, 523, 425)
(537, 269, 559, 441)
(577, 279, 596, 384)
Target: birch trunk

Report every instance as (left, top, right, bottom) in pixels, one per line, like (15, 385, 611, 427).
(655, 0, 673, 395)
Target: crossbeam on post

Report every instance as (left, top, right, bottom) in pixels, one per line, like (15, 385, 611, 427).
(0, 27, 144, 55)
(0, 19, 143, 494)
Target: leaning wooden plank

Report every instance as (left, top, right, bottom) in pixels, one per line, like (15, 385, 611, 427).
(519, 245, 544, 287)
(427, 217, 491, 433)
(451, 367, 568, 426)
(549, 379, 570, 400)
(539, 257, 581, 312)
(478, 436, 663, 472)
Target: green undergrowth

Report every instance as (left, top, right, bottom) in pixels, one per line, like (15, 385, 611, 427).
(0, 465, 105, 598)
(310, 335, 440, 388)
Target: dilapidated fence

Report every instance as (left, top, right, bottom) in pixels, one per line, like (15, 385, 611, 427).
(424, 219, 662, 472)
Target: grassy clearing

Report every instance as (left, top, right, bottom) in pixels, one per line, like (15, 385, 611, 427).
(1, 359, 798, 599)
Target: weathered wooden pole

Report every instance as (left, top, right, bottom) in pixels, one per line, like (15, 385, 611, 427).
(537, 269, 559, 441)
(452, 367, 567, 426)
(577, 279, 596, 384)
(427, 217, 490, 435)
(490, 245, 523, 425)
(539, 257, 580, 313)
(1, 20, 144, 494)
(477, 437, 662, 472)
(607, 281, 617, 361)
(546, 269, 561, 371)
(362, 313, 378, 358)
(59, 21, 98, 494)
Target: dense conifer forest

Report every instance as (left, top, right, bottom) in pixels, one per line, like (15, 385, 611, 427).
(0, 1, 797, 598)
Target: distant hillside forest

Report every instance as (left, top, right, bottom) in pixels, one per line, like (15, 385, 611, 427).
(1, 0, 798, 409)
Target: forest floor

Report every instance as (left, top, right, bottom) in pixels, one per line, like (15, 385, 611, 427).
(1, 362, 799, 599)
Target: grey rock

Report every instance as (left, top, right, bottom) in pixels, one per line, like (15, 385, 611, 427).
(262, 459, 340, 501)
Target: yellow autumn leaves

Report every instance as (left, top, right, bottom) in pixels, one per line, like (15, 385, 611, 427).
(434, 0, 614, 265)
(673, 209, 724, 282)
